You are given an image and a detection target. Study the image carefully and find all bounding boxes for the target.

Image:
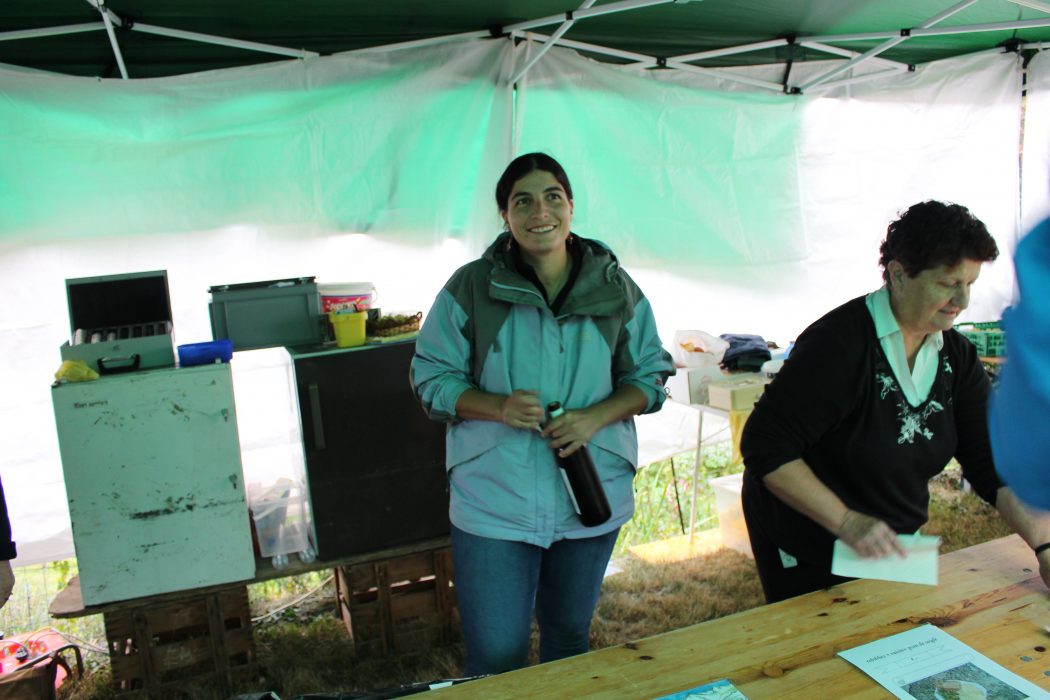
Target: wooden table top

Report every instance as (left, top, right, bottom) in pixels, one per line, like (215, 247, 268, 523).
(431, 534, 1050, 699)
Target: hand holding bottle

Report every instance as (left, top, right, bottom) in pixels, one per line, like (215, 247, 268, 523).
(542, 405, 602, 457)
(546, 402, 611, 527)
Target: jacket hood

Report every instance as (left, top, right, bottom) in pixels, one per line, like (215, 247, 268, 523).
(482, 232, 625, 317)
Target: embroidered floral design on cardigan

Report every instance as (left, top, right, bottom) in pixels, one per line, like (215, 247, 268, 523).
(875, 370, 945, 444)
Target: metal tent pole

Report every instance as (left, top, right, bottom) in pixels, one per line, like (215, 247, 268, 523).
(808, 17, 1050, 45)
(666, 60, 786, 92)
(804, 66, 911, 94)
(504, 0, 673, 33)
(342, 30, 490, 55)
(510, 0, 598, 85)
(912, 16, 1050, 35)
(671, 38, 788, 64)
(1007, 0, 1050, 14)
(799, 0, 980, 92)
(0, 23, 103, 42)
(131, 23, 320, 59)
(87, 1, 128, 79)
(522, 32, 659, 67)
(798, 41, 909, 70)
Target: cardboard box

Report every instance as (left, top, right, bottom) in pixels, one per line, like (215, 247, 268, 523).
(666, 366, 725, 405)
(707, 373, 768, 411)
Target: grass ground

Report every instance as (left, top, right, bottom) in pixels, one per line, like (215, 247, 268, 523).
(20, 451, 1012, 700)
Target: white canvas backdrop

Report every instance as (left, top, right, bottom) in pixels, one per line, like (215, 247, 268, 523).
(1023, 49, 1050, 238)
(0, 39, 515, 566)
(0, 41, 1041, 566)
(514, 45, 1024, 345)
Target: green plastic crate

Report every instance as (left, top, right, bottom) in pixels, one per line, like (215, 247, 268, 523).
(955, 322, 1006, 357)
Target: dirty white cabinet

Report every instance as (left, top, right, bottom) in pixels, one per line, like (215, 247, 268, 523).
(51, 362, 255, 605)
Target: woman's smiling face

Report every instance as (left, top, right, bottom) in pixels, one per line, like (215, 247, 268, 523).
(501, 169, 573, 263)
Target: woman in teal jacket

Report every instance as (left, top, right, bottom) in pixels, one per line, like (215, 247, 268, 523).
(411, 153, 673, 676)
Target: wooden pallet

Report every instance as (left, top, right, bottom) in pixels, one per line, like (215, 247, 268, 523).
(335, 546, 457, 657)
(104, 585, 254, 697)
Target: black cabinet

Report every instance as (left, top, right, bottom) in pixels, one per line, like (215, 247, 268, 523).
(290, 340, 448, 560)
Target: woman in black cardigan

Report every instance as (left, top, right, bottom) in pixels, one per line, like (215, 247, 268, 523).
(741, 201, 1050, 603)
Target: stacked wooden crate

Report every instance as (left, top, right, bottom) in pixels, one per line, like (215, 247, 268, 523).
(335, 546, 457, 657)
(104, 586, 254, 696)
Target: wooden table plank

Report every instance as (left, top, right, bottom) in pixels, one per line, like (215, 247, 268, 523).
(431, 534, 1050, 699)
(49, 536, 451, 618)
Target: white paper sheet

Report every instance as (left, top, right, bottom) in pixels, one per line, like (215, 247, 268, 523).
(831, 534, 941, 585)
(838, 624, 1047, 699)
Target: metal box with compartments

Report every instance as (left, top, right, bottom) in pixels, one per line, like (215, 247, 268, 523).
(59, 269, 175, 373)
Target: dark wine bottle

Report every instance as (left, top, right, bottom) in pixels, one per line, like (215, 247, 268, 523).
(546, 402, 612, 527)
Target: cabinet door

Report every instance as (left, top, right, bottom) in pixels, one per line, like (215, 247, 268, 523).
(294, 341, 448, 559)
(52, 363, 255, 605)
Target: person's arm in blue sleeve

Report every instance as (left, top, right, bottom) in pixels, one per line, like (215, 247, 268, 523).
(613, 289, 675, 415)
(410, 287, 476, 423)
(989, 218, 1050, 510)
(410, 283, 545, 430)
(545, 276, 674, 458)
(986, 219, 1050, 588)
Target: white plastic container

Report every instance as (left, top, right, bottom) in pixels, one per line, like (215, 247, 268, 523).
(248, 479, 315, 567)
(318, 282, 376, 314)
(709, 473, 753, 558)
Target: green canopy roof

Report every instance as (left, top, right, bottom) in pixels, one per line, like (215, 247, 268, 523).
(2, 0, 1049, 81)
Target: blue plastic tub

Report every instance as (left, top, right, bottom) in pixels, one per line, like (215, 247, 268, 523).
(178, 339, 234, 367)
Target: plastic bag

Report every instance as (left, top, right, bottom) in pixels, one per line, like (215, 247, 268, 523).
(53, 360, 99, 383)
(671, 331, 729, 368)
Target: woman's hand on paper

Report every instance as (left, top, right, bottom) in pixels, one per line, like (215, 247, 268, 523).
(1036, 547, 1050, 589)
(838, 510, 907, 559)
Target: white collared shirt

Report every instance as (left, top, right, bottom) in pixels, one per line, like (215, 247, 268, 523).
(865, 286, 943, 407)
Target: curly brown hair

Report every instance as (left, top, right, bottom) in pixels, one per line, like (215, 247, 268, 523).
(878, 200, 998, 282)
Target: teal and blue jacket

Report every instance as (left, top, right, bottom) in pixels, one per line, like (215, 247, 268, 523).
(411, 233, 674, 546)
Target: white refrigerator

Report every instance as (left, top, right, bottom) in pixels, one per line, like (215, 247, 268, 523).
(51, 362, 256, 605)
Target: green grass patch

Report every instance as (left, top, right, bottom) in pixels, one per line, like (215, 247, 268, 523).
(614, 442, 737, 557)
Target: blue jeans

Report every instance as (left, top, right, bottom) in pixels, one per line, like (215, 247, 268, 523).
(451, 525, 620, 676)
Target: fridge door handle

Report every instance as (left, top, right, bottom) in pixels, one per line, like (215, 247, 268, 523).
(308, 383, 326, 450)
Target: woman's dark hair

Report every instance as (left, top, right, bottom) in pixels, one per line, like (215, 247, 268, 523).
(495, 153, 573, 214)
(878, 200, 999, 282)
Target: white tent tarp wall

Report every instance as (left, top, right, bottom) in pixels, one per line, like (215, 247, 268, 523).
(1023, 48, 1050, 234)
(0, 40, 1042, 566)
(0, 39, 516, 567)
(515, 44, 1024, 344)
